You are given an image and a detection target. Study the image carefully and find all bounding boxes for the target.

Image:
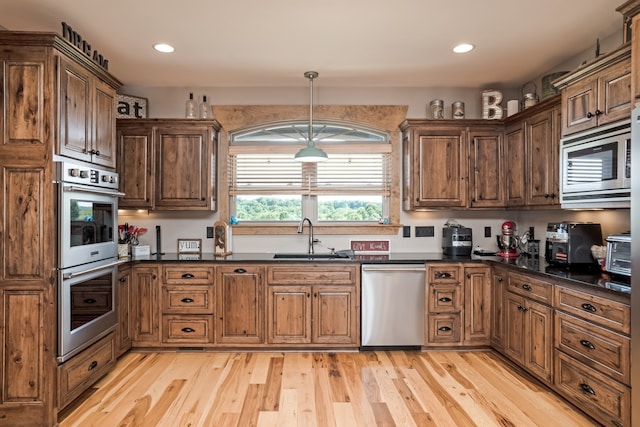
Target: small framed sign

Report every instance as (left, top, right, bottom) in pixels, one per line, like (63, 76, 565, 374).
(117, 94, 148, 119)
(177, 238, 201, 254)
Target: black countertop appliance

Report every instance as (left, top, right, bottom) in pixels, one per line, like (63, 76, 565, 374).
(545, 222, 602, 266)
(442, 223, 473, 256)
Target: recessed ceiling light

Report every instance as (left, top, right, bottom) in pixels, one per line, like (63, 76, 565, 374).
(453, 43, 474, 54)
(153, 43, 175, 53)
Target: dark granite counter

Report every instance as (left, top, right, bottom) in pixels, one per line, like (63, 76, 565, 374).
(126, 251, 630, 296)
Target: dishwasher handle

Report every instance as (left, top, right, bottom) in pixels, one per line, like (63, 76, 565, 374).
(361, 264, 426, 273)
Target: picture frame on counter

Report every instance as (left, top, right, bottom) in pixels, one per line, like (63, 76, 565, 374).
(177, 238, 201, 254)
(117, 93, 148, 118)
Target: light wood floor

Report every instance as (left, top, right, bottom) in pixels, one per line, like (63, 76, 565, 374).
(58, 350, 597, 427)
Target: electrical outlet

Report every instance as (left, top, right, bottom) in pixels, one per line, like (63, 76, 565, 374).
(415, 226, 434, 237)
(206, 226, 214, 238)
(484, 226, 492, 238)
(402, 226, 411, 238)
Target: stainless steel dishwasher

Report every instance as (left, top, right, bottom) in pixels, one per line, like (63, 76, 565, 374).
(361, 264, 426, 348)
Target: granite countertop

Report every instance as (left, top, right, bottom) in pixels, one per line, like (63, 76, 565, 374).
(127, 251, 630, 296)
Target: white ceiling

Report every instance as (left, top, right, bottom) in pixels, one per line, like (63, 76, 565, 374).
(0, 0, 624, 88)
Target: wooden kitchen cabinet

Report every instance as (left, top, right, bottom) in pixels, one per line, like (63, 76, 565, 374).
(216, 265, 265, 345)
(58, 56, 118, 168)
(0, 32, 121, 426)
(131, 265, 161, 346)
(161, 265, 215, 345)
(554, 44, 631, 137)
(425, 263, 490, 347)
(401, 120, 504, 209)
(116, 265, 132, 357)
(503, 271, 554, 384)
(504, 96, 561, 207)
(553, 284, 631, 426)
(490, 267, 506, 351)
(266, 264, 360, 347)
(116, 119, 220, 210)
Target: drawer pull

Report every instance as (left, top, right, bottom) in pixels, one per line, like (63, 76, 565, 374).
(181, 273, 195, 279)
(579, 383, 596, 395)
(83, 298, 97, 304)
(181, 297, 194, 303)
(522, 284, 532, 291)
(580, 339, 596, 350)
(581, 303, 597, 312)
(438, 297, 452, 302)
(181, 327, 196, 333)
(88, 360, 98, 371)
(437, 272, 451, 279)
(234, 268, 247, 274)
(517, 305, 529, 312)
(438, 326, 452, 332)
(119, 277, 127, 282)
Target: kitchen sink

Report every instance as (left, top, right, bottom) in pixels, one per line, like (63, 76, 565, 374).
(273, 252, 352, 260)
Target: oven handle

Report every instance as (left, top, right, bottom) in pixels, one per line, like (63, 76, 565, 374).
(63, 185, 125, 198)
(62, 260, 126, 279)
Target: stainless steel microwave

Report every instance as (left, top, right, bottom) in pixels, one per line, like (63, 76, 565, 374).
(560, 120, 631, 208)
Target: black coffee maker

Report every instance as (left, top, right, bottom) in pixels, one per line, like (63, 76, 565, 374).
(545, 222, 602, 265)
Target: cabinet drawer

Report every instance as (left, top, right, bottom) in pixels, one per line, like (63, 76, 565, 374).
(507, 272, 552, 304)
(162, 285, 214, 314)
(554, 286, 630, 334)
(427, 283, 462, 313)
(58, 333, 116, 409)
(426, 314, 461, 344)
(162, 265, 214, 285)
(427, 264, 461, 284)
(554, 351, 630, 427)
(162, 315, 214, 344)
(267, 264, 358, 285)
(555, 312, 629, 385)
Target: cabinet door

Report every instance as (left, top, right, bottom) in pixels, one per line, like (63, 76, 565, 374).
(468, 131, 504, 208)
(504, 123, 526, 207)
(155, 125, 212, 209)
(58, 57, 92, 162)
(490, 269, 506, 350)
(91, 78, 117, 168)
(596, 59, 632, 127)
(267, 286, 312, 344)
(313, 285, 358, 345)
(117, 124, 154, 209)
(527, 108, 559, 206)
(504, 292, 526, 364)
(216, 266, 264, 344)
(464, 266, 491, 345)
(412, 128, 467, 208)
(562, 77, 598, 136)
(524, 299, 553, 384)
(131, 266, 160, 345)
(116, 266, 132, 357)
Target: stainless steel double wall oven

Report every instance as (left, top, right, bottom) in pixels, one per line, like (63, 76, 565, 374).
(56, 160, 123, 362)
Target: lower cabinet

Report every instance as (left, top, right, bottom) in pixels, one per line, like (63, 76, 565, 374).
(503, 291, 553, 384)
(131, 265, 160, 346)
(266, 264, 360, 347)
(216, 265, 265, 345)
(57, 332, 116, 409)
(425, 263, 490, 347)
(116, 265, 132, 357)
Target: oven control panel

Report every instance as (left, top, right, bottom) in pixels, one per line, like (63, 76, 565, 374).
(57, 161, 119, 190)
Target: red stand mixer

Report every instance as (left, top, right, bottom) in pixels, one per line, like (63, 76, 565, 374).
(497, 221, 520, 258)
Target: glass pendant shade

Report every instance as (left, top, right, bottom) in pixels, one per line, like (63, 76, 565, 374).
(294, 71, 328, 162)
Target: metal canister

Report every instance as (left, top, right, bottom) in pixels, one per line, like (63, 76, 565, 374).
(452, 101, 465, 119)
(429, 99, 444, 119)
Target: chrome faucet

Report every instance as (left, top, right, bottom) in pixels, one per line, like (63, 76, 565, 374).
(297, 217, 316, 254)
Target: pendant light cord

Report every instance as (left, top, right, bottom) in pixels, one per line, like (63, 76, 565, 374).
(304, 71, 318, 147)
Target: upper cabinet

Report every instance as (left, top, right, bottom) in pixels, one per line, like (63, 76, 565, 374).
(401, 120, 503, 210)
(553, 44, 631, 137)
(117, 119, 220, 211)
(505, 96, 561, 207)
(58, 54, 119, 168)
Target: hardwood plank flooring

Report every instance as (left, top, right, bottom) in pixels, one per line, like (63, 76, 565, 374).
(58, 350, 598, 426)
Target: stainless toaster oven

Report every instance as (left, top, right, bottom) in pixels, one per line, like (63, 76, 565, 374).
(605, 233, 631, 276)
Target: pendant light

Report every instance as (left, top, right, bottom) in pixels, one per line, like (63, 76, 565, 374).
(294, 71, 328, 162)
